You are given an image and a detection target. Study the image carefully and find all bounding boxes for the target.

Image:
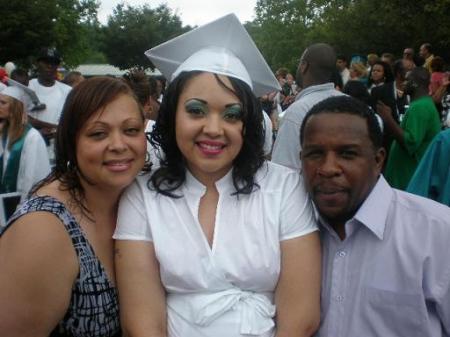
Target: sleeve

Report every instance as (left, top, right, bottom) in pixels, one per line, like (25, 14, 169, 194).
(271, 117, 302, 170)
(262, 111, 273, 156)
(425, 219, 450, 334)
(113, 180, 153, 241)
(17, 129, 51, 200)
(402, 102, 433, 156)
(436, 275, 450, 335)
(407, 133, 446, 201)
(279, 171, 318, 241)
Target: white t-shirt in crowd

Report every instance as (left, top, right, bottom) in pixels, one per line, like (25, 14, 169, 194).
(114, 161, 317, 337)
(28, 78, 71, 125)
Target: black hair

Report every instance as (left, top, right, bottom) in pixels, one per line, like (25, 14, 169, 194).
(343, 80, 373, 107)
(422, 43, 432, 54)
(150, 71, 265, 198)
(336, 54, 348, 64)
(122, 69, 151, 106)
(393, 59, 405, 78)
(368, 61, 394, 87)
(300, 95, 383, 149)
(10, 68, 29, 85)
(330, 68, 343, 90)
(409, 66, 431, 89)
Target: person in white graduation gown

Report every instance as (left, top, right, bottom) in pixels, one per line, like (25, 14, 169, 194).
(0, 86, 50, 201)
(113, 14, 321, 337)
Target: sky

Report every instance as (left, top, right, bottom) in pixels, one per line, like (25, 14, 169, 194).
(98, 0, 257, 27)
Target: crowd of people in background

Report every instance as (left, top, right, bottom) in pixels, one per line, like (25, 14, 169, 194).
(0, 41, 448, 230)
(0, 13, 449, 336)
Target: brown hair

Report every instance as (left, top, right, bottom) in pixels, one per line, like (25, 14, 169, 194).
(30, 76, 144, 208)
(122, 69, 152, 106)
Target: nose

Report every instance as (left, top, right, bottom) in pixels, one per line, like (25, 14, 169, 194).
(108, 131, 127, 152)
(203, 114, 223, 137)
(317, 153, 341, 177)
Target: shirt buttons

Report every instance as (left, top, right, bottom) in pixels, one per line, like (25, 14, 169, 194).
(338, 251, 346, 257)
(335, 295, 344, 302)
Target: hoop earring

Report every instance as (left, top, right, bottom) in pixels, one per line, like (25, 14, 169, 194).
(66, 160, 77, 173)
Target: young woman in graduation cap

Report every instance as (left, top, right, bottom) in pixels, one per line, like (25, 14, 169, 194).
(114, 14, 321, 337)
(0, 86, 50, 200)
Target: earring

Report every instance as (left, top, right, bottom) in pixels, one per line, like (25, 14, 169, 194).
(66, 160, 77, 173)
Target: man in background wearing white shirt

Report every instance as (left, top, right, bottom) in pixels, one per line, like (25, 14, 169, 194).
(28, 48, 71, 145)
(272, 43, 343, 170)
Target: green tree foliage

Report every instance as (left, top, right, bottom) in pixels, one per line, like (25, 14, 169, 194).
(250, 0, 315, 72)
(101, 4, 190, 70)
(0, 0, 99, 67)
(251, 0, 450, 71)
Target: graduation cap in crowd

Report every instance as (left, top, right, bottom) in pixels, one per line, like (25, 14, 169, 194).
(145, 13, 280, 97)
(1, 86, 27, 105)
(6, 79, 46, 111)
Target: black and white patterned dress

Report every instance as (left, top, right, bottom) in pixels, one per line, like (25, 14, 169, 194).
(1, 196, 121, 337)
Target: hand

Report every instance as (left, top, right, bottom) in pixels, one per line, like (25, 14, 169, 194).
(376, 101, 393, 121)
(40, 127, 57, 143)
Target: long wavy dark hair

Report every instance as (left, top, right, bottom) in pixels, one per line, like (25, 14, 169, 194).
(150, 71, 265, 198)
(30, 76, 145, 213)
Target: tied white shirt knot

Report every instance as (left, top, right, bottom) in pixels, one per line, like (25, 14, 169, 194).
(167, 288, 276, 335)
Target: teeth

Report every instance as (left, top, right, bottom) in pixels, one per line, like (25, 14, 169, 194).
(200, 143, 221, 150)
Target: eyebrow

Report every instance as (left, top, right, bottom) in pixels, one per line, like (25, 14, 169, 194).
(185, 98, 241, 108)
(185, 98, 207, 105)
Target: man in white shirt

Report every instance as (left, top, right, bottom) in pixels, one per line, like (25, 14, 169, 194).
(28, 48, 71, 144)
(272, 43, 343, 169)
(336, 55, 350, 86)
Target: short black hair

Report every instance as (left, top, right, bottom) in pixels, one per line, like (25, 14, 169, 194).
(150, 71, 265, 198)
(343, 80, 372, 106)
(300, 95, 383, 149)
(336, 54, 348, 64)
(393, 59, 405, 78)
(422, 43, 432, 54)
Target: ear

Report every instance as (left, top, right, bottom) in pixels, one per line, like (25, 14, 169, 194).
(300, 61, 309, 74)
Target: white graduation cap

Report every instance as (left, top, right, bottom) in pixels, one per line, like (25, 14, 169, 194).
(145, 13, 280, 97)
(6, 78, 45, 111)
(1, 86, 26, 106)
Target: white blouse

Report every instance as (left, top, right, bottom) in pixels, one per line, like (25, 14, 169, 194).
(114, 161, 317, 337)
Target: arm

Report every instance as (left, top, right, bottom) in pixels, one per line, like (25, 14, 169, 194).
(0, 212, 78, 336)
(115, 240, 167, 337)
(27, 115, 58, 141)
(275, 232, 321, 337)
(431, 74, 449, 104)
(376, 101, 405, 147)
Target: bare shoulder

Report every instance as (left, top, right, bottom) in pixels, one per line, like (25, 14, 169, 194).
(0, 209, 79, 279)
(0, 209, 79, 335)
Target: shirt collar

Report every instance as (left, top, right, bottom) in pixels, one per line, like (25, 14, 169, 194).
(353, 175, 393, 240)
(184, 168, 234, 196)
(318, 175, 393, 240)
(295, 82, 335, 102)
